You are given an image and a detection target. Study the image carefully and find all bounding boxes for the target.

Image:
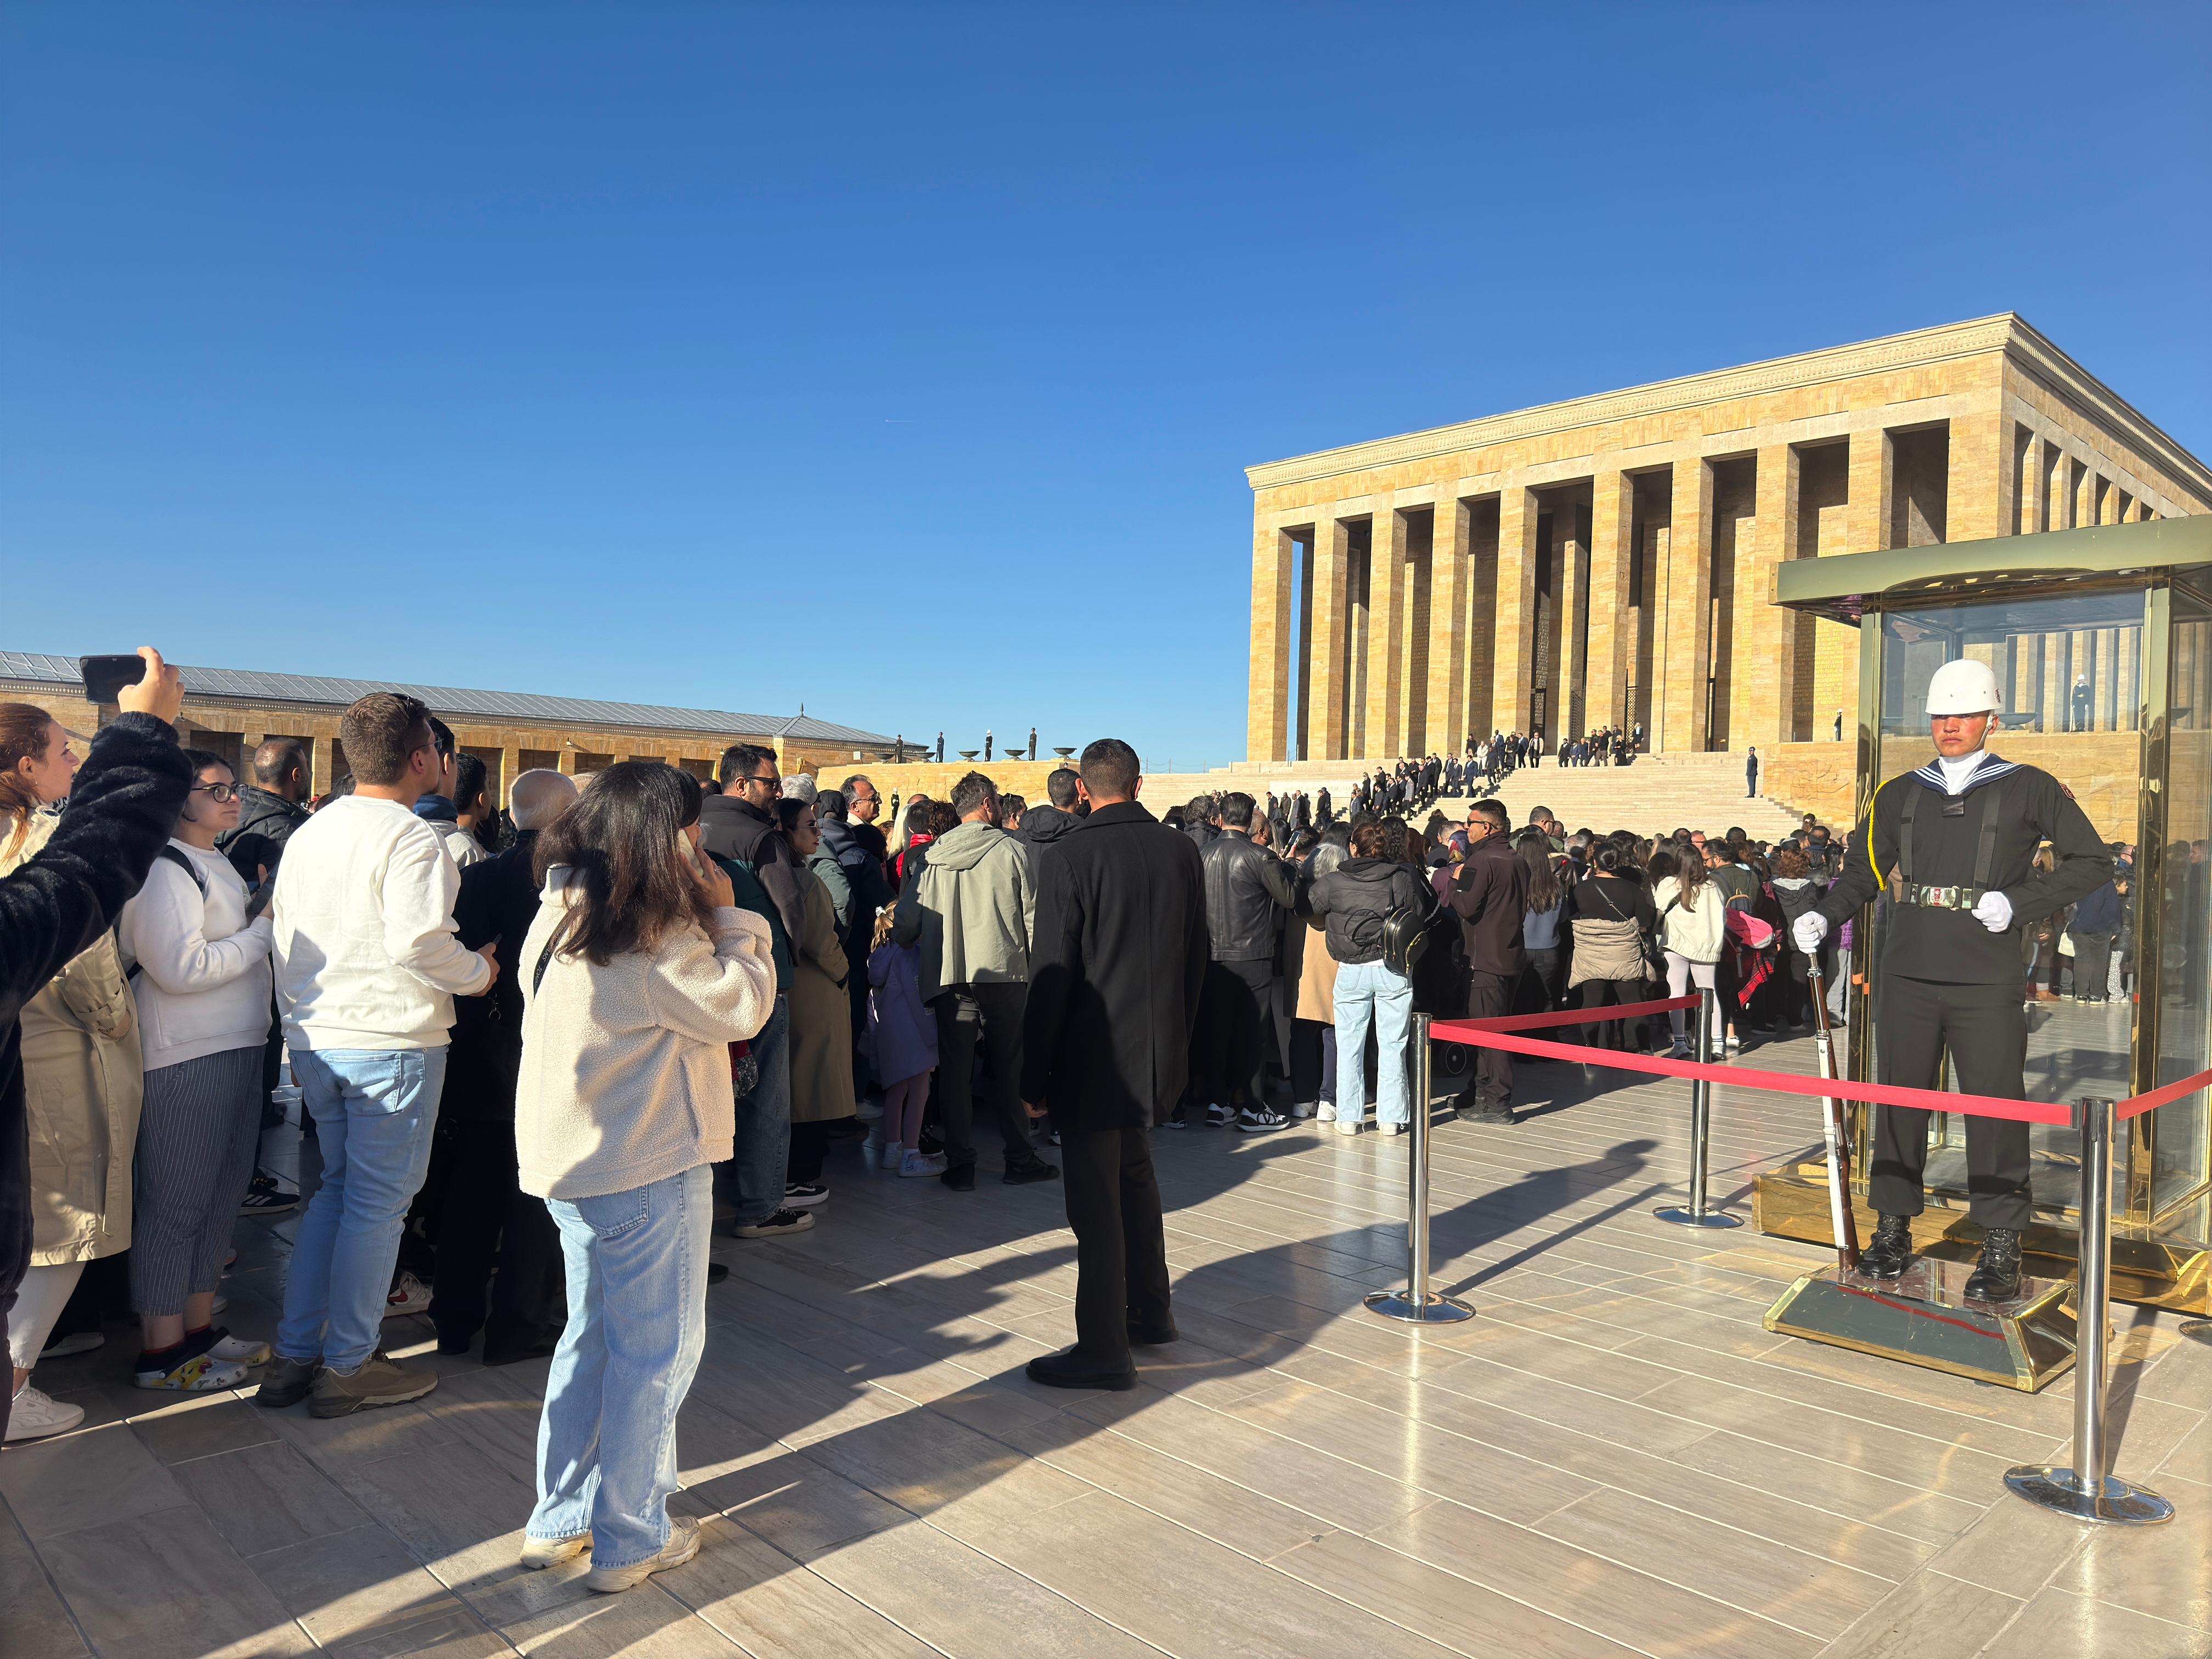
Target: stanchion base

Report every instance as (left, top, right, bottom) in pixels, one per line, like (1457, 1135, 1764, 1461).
(1652, 1205, 1745, 1229)
(2005, 1465, 2175, 1525)
(1364, 1289, 1475, 1324)
(1764, 1259, 2076, 1391)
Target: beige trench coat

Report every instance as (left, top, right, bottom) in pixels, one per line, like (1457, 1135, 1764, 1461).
(787, 869, 855, 1124)
(1293, 915, 1339, 1025)
(2, 815, 143, 1263)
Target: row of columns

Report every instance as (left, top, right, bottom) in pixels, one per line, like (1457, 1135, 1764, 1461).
(1251, 414, 2169, 766)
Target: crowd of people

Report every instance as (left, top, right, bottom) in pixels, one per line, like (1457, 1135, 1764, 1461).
(0, 659, 2146, 1594)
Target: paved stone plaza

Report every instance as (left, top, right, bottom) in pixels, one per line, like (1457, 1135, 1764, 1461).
(5, 1034, 2209, 1659)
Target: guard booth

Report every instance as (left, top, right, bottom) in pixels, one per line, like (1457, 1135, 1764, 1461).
(1756, 515, 2212, 1321)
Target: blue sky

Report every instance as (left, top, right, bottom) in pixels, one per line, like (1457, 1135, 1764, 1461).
(4, 5, 2207, 770)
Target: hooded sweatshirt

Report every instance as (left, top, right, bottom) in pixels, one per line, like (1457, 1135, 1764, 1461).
(893, 819, 1034, 1001)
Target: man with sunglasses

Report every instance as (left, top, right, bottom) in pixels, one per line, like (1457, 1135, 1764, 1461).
(700, 744, 813, 1238)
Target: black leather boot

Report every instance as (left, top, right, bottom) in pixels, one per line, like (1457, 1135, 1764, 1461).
(1963, 1228, 2024, 1302)
(1857, 1212, 1914, 1279)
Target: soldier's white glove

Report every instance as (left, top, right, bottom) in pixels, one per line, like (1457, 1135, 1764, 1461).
(1973, 890, 2013, 933)
(1792, 912, 1829, 955)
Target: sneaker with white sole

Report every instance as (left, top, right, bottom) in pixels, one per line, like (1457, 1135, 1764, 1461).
(1314, 1101, 1338, 1122)
(730, 1206, 814, 1239)
(310, 1350, 438, 1418)
(4, 1384, 85, 1441)
(38, 1330, 103, 1360)
(585, 1517, 701, 1594)
(1380, 1122, 1406, 1136)
(1333, 1116, 1363, 1136)
(1163, 1104, 1189, 1129)
(1286, 1101, 1314, 1120)
(782, 1181, 828, 1209)
(1203, 1103, 1233, 1128)
(521, 1532, 592, 1569)
(1235, 1107, 1289, 1133)
(238, 1167, 300, 1217)
(384, 1272, 434, 1319)
(898, 1148, 946, 1178)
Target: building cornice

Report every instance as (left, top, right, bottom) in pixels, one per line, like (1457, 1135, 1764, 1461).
(1246, 315, 2208, 500)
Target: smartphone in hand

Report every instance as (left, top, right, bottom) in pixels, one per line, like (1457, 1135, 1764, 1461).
(80, 654, 148, 704)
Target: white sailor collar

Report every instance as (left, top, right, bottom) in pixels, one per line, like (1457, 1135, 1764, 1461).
(1911, 751, 2021, 797)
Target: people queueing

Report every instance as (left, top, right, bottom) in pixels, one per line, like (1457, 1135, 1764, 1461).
(1795, 658, 2111, 1301)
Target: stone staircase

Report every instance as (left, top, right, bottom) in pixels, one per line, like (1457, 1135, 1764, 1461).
(1140, 749, 1814, 839)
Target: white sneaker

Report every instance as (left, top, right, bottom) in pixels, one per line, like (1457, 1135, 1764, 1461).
(878, 1140, 903, 1170)
(1380, 1122, 1406, 1136)
(4, 1384, 84, 1441)
(1314, 1102, 1338, 1122)
(521, 1531, 592, 1569)
(899, 1148, 946, 1178)
(1287, 1101, 1314, 1120)
(38, 1330, 103, 1360)
(854, 1097, 883, 1122)
(585, 1517, 701, 1593)
(1333, 1116, 1363, 1137)
(384, 1272, 434, 1319)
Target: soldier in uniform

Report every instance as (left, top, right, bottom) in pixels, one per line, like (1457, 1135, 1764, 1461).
(1794, 658, 2111, 1301)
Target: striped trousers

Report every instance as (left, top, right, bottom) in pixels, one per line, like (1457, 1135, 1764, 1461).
(132, 1046, 263, 1317)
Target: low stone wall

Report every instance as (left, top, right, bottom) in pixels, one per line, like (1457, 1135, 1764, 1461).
(816, 758, 1073, 807)
(1763, 731, 2145, 840)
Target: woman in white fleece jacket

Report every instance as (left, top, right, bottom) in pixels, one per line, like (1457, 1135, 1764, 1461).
(116, 750, 277, 1392)
(514, 763, 775, 1594)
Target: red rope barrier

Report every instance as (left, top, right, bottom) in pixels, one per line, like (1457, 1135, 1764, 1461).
(2116, 1064, 2212, 1122)
(1426, 1020, 2077, 1126)
(1451, 994, 1700, 1034)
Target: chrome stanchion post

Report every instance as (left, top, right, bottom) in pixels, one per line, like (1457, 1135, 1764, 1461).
(2006, 1097, 2173, 1525)
(1656, 985, 1740, 1229)
(1365, 1012, 1473, 1324)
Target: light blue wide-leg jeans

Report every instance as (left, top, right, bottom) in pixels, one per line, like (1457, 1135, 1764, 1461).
(529, 1164, 712, 1569)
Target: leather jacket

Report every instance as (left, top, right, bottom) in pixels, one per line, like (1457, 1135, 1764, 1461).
(1200, 830, 1297, 963)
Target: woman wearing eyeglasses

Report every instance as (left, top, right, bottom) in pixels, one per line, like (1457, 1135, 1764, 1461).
(116, 748, 278, 1391)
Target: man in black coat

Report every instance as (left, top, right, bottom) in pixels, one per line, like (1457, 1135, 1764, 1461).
(217, 737, 312, 884)
(1449, 798, 1530, 1124)
(427, 769, 577, 1363)
(2, 650, 191, 1442)
(1020, 738, 1206, 1391)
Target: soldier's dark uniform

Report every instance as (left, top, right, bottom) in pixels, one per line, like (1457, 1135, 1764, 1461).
(1813, 751, 2111, 1233)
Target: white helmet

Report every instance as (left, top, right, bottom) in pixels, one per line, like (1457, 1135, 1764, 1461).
(1925, 658, 2003, 717)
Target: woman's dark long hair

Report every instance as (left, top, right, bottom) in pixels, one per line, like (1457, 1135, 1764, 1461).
(1515, 830, 1561, 912)
(1672, 838, 1709, 905)
(534, 761, 713, 964)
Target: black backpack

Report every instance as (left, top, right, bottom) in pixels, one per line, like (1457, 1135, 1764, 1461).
(124, 846, 207, 981)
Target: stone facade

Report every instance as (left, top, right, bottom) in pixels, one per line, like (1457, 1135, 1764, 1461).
(1246, 315, 2212, 764)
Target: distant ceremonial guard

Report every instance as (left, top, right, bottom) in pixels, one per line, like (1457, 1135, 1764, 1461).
(1795, 658, 2109, 1301)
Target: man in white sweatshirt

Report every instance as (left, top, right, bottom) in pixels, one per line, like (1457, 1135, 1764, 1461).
(257, 693, 497, 1418)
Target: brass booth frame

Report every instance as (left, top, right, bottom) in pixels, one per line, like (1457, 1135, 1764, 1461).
(1755, 515, 2212, 1317)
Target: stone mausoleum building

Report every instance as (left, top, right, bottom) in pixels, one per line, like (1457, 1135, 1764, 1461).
(1245, 315, 2211, 766)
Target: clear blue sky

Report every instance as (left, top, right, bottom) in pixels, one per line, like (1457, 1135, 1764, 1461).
(4, 5, 2207, 770)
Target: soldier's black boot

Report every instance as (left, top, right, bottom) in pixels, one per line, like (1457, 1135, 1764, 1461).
(1858, 1213, 1914, 1279)
(1963, 1228, 2024, 1302)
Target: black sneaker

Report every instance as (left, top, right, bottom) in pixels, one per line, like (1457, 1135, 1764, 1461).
(1163, 1105, 1188, 1130)
(1234, 1107, 1289, 1133)
(783, 1181, 828, 1210)
(1003, 1160, 1060, 1186)
(1204, 1104, 1233, 1128)
(730, 1207, 814, 1239)
(239, 1167, 300, 1217)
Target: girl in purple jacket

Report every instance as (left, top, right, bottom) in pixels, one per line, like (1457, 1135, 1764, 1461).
(867, 908, 940, 1176)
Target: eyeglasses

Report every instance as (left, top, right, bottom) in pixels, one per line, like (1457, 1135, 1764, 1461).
(742, 772, 781, 789)
(191, 782, 244, 803)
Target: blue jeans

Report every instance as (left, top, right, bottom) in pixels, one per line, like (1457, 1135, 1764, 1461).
(529, 1164, 712, 1569)
(278, 1047, 448, 1373)
(1334, 959, 1412, 1126)
(724, 993, 789, 1227)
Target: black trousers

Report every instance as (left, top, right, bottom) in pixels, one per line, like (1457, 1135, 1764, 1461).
(1871, 976, 2032, 1229)
(932, 983, 1039, 1173)
(1195, 959, 1272, 1110)
(1457, 969, 1515, 1106)
(1060, 1125, 1170, 1369)
(430, 1119, 563, 1353)
(788, 1119, 831, 1184)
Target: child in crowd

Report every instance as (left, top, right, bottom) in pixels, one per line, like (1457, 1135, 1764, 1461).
(867, 906, 939, 1177)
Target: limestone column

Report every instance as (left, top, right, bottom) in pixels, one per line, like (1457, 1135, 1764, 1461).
(1490, 484, 1539, 735)
(1308, 516, 1351, 759)
(1246, 517, 1295, 764)
(1847, 427, 1892, 556)
(1584, 471, 1632, 735)
(1554, 503, 1590, 740)
(500, 746, 522, 802)
(2023, 436, 2052, 535)
(1425, 496, 1469, 757)
(1945, 375, 2007, 544)
(2050, 448, 2074, 531)
(1363, 504, 1408, 759)
(308, 733, 334, 798)
(1662, 455, 1715, 752)
(1733, 442, 1802, 749)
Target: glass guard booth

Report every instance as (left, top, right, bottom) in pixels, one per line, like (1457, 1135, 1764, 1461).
(1758, 516, 2212, 1313)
